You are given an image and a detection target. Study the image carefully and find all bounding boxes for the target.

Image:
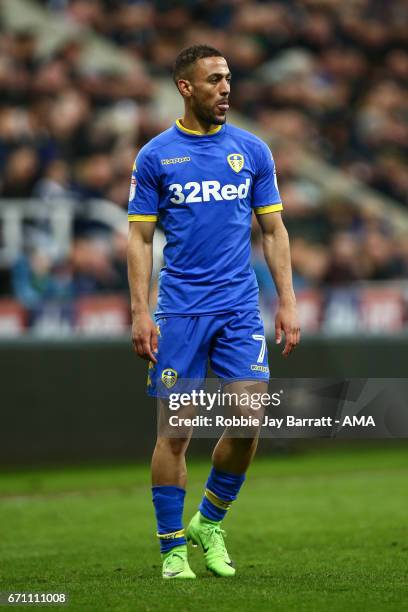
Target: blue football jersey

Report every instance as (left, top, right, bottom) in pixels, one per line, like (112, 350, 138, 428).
(128, 120, 282, 316)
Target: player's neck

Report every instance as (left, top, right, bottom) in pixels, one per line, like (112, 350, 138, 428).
(179, 113, 220, 135)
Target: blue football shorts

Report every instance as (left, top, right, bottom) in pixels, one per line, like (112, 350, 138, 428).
(147, 310, 269, 398)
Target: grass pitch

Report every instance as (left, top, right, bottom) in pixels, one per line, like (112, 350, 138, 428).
(0, 445, 407, 611)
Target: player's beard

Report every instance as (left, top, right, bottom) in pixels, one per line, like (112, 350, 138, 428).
(193, 101, 227, 126)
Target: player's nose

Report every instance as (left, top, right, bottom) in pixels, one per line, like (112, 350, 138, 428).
(220, 78, 230, 95)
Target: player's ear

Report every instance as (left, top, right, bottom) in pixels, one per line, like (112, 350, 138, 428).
(177, 79, 193, 98)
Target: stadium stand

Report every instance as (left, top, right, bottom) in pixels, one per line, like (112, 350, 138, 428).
(0, 0, 407, 335)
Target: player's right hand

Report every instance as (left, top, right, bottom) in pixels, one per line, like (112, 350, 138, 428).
(131, 313, 158, 363)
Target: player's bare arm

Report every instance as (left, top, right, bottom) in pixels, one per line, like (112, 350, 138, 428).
(127, 220, 158, 363)
(256, 211, 300, 357)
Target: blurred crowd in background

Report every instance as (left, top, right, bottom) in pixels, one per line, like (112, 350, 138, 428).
(0, 0, 407, 331)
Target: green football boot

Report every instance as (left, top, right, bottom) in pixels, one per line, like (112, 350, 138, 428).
(186, 512, 235, 577)
(162, 545, 196, 580)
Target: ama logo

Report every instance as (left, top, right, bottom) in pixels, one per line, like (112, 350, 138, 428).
(342, 415, 376, 427)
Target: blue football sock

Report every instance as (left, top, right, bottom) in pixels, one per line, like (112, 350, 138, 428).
(152, 485, 187, 553)
(199, 467, 246, 522)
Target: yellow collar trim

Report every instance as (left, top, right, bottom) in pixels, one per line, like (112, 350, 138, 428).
(176, 118, 222, 136)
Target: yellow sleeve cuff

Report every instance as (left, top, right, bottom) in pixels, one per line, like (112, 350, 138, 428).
(254, 203, 283, 215)
(128, 214, 158, 222)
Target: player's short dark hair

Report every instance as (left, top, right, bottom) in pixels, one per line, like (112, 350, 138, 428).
(173, 45, 224, 85)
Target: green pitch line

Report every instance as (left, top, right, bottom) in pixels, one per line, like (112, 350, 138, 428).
(0, 446, 407, 612)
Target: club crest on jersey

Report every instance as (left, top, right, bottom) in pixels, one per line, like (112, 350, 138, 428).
(161, 368, 178, 389)
(227, 153, 244, 173)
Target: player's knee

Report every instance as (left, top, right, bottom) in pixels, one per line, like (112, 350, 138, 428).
(232, 430, 260, 444)
(155, 436, 189, 457)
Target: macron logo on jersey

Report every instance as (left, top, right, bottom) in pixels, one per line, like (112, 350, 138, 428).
(168, 179, 250, 204)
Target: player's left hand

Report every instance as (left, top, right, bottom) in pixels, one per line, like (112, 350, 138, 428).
(275, 303, 300, 357)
